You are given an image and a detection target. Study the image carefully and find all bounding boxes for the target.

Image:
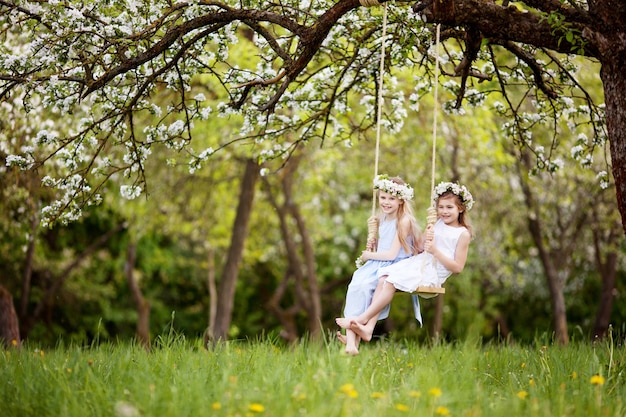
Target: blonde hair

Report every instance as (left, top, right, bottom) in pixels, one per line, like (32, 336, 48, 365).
(377, 177, 421, 254)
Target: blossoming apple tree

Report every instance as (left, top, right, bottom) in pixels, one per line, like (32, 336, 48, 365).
(1, 0, 621, 231)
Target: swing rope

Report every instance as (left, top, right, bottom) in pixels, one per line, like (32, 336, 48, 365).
(361, 1, 444, 296)
(366, 0, 388, 246)
(426, 23, 441, 229)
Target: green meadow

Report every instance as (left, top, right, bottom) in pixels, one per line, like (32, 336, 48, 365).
(1, 332, 624, 417)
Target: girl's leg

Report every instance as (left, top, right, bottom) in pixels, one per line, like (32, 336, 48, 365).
(348, 283, 397, 342)
(357, 283, 396, 325)
(344, 329, 360, 355)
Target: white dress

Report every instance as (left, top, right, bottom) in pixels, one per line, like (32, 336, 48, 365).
(378, 219, 467, 291)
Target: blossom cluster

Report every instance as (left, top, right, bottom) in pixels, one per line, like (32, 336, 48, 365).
(433, 181, 474, 211)
(373, 174, 414, 201)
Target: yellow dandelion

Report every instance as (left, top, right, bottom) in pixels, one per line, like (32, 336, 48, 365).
(571, 371, 577, 379)
(212, 402, 221, 410)
(371, 392, 385, 399)
(521, 362, 526, 368)
(248, 403, 265, 413)
(590, 375, 605, 386)
(408, 362, 414, 368)
(517, 390, 528, 400)
(435, 406, 450, 416)
(395, 403, 409, 412)
(11, 339, 18, 346)
(339, 383, 358, 398)
(66, 368, 72, 374)
(428, 387, 442, 397)
(409, 390, 421, 398)
(339, 383, 354, 392)
(529, 379, 535, 387)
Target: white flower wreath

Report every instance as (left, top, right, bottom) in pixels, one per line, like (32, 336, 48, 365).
(433, 182, 474, 211)
(373, 174, 414, 201)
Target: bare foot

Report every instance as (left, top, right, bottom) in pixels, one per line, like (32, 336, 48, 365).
(336, 331, 347, 345)
(344, 346, 359, 355)
(335, 317, 354, 329)
(350, 320, 373, 342)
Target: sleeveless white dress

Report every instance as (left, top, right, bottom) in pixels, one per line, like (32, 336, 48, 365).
(378, 219, 467, 290)
(376, 219, 467, 326)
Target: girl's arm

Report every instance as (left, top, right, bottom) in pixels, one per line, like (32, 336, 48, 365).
(360, 215, 412, 262)
(424, 230, 471, 274)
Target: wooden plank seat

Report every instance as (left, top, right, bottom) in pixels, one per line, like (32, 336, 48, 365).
(413, 286, 445, 299)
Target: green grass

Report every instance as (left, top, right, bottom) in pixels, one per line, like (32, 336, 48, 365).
(1, 332, 624, 417)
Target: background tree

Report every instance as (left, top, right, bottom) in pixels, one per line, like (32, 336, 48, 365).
(1, 0, 624, 345)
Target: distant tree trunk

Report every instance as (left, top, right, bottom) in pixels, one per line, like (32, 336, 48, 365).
(0, 285, 21, 348)
(262, 150, 322, 342)
(431, 295, 444, 339)
(590, 210, 620, 340)
(518, 159, 570, 345)
(289, 191, 322, 340)
(212, 158, 261, 341)
(21, 222, 126, 339)
(125, 242, 150, 349)
(19, 212, 38, 321)
(204, 247, 217, 349)
(591, 249, 617, 340)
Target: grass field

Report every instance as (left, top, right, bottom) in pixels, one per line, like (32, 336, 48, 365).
(1, 331, 624, 417)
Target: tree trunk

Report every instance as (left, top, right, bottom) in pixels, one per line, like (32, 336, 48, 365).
(431, 294, 444, 340)
(288, 192, 322, 340)
(212, 158, 261, 341)
(518, 156, 570, 345)
(591, 250, 617, 340)
(0, 285, 21, 348)
(590, 212, 619, 340)
(19, 213, 38, 321)
(545, 270, 569, 345)
(125, 242, 150, 349)
(599, 42, 626, 234)
(204, 247, 217, 348)
(262, 150, 323, 342)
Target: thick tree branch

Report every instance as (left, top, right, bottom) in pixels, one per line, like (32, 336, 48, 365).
(412, 0, 599, 57)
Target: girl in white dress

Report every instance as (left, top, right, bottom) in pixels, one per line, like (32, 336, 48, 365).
(336, 182, 474, 344)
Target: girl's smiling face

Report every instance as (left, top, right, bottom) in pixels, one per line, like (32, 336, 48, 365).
(378, 191, 403, 218)
(437, 195, 463, 225)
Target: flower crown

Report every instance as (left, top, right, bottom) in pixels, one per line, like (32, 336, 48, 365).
(433, 181, 474, 211)
(373, 174, 414, 201)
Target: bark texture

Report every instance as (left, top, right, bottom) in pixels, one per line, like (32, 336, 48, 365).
(212, 158, 261, 341)
(125, 242, 151, 349)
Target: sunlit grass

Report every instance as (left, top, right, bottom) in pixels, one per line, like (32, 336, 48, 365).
(1, 332, 624, 417)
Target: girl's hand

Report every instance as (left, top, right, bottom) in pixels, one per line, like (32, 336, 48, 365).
(424, 225, 435, 241)
(360, 250, 374, 261)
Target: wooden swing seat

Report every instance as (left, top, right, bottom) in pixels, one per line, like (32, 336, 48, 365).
(415, 286, 445, 295)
